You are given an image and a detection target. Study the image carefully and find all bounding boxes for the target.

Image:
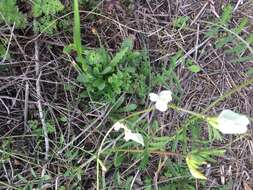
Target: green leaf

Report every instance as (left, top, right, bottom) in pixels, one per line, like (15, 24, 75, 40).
(186, 156, 207, 179)
(110, 48, 129, 67)
(173, 16, 189, 29)
(46, 122, 56, 134)
(205, 26, 219, 38)
(121, 37, 134, 50)
(32, 0, 43, 17)
(219, 4, 233, 25)
(79, 90, 89, 98)
(0, 42, 10, 60)
(215, 35, 234, 49)
(77, 73, 86, 83)
(111, 95, 125, 112)
(224, 42, 246, 56)
(234, 17, 248, 34)
(188, 65, 201, 73)
(94, 79, 106, 91)
(139, 148, 149, 170)
(186, 149, 225, 179)
(101, 66, 113, 75)
(33, 0, 64, 16)
(231, 55, 253, 64)
(114, 153, 124, 168)
(118, 104, 137, 112)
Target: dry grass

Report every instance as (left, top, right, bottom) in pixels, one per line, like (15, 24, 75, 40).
(0, 0, 253, 189)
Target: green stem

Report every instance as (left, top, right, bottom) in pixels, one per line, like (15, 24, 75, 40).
(111, 148, 182, 157)
(73, 0, 87, 71)
(168, 104, 206, 119)
(203, 77, 253, 113)
(120, 107, 154, 121)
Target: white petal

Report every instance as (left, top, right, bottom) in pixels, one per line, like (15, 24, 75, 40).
(149, 93, 159, 102)
(218, 124, 248, 134)
(123, 131, 144, 146)
(159, 90, 172, 103)
(113, 122, 126, 131)
(217, 109, 250, 134)
(155, 100, 168, 112)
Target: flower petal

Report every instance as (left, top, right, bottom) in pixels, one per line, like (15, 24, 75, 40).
(123, 131, 144, 146)
(113, 122, 126, 131)
(155, 100, 168, 112)
(149, 93, 159, 102)
(217, 109, 249, 134)
(159, 90, 172, 103)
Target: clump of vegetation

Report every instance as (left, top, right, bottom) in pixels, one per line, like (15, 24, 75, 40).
(0, 0, 64, 34)
(75, 39, 151, 102)
(32, 0, 64, 34)
(0, 0, 27, 28)
(68, 0, 150, 102)
(206, 4, 253, 63)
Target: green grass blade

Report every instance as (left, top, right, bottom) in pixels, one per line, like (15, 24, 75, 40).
(73, 0, 87, 70)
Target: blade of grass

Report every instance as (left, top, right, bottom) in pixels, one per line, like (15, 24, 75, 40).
(73, 0, 87, 71)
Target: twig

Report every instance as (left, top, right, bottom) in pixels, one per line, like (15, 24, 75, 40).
(24, 82, 29, 130)
(153, 157, 168, 190)
(35, 40, 49, 161)
(233, 0, 244, 12)
(190, 1, 209, 26)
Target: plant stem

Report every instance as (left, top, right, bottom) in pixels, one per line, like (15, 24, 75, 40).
(203, 77, 253, 113)
(168, 104, 206, 119)
(111, 148, 182, 157)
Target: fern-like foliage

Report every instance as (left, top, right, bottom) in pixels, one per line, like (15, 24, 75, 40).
(0, 0, 27, 28)
(33, 0, 64, 17)
(32, 0, 64, 34)
(206, 4, 253, 63)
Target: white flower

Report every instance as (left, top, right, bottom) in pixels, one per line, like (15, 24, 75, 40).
(149, 90, 172, 112)
(112, 122, 144, 146)
(123, 130, 144, 146)
(113, 121, 127, 131)
(208, 110, 250, 134)
(217, 109, 249, 134)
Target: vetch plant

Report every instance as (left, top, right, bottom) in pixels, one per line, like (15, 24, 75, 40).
(96, 80, 253, 188)
(207, 109, 249, 134)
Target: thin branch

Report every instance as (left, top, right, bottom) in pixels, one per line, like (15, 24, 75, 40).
(35, 40, 49, 161)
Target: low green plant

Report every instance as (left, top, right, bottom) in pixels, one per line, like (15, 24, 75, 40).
(0, 0, 27, 28)
(0, 0, 64, 34)
(28, 120, 55, 141)
(160, 161, 196, 190)
(206, 4, 253, 63)
(76, 42, 150, 102)
(69, 0, 151, 102)
(173, 16, 189, 30)
(152, 51, 183, 98)
(32, 0, 64, 34)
